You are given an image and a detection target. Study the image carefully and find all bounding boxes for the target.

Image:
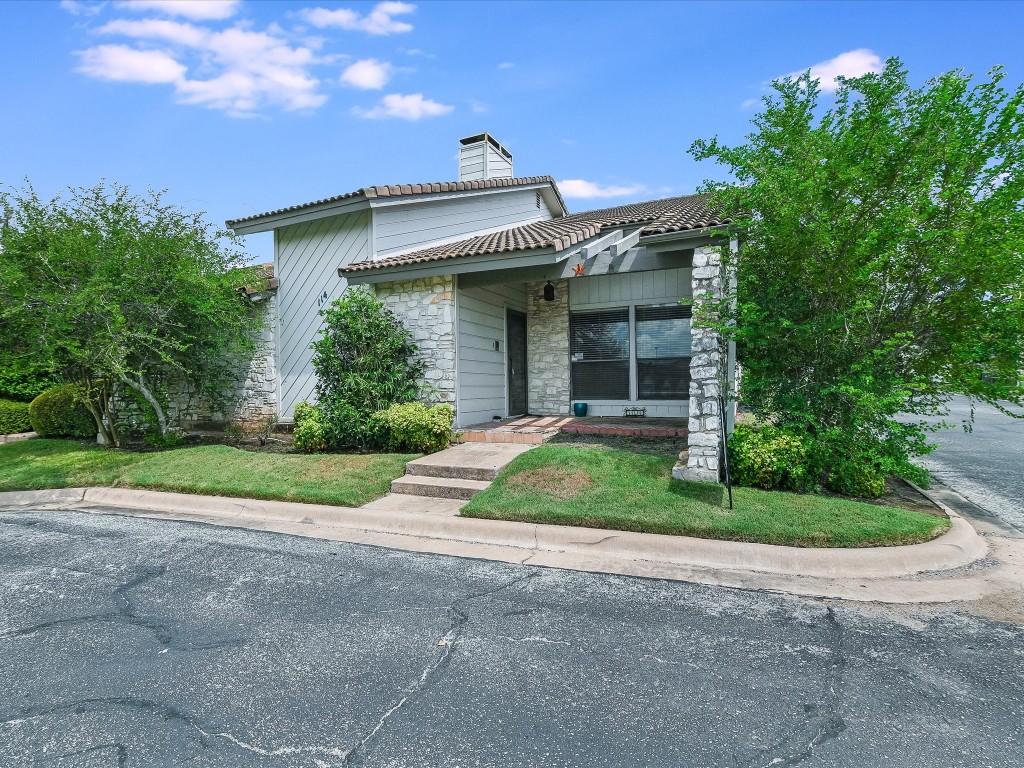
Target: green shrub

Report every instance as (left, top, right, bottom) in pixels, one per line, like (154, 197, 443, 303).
(28, 385, 97, 438)
(728, 424, 811, 492)
(293, 401, 329, 453)
(368, 402, 455, 454)
(0, 399, 32, 434)
(311, 287, 424, 449)
(0, 360, 60, 403)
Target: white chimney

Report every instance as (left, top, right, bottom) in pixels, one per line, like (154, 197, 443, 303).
(458, 133, 513, 181)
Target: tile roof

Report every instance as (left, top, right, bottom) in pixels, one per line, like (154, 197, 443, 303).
(342, 194, 728, 274)
(226, 176, 566, 228)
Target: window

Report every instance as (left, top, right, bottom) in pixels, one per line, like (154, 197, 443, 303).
(570, 308, 629, 400)
(636, 304, 692, 399)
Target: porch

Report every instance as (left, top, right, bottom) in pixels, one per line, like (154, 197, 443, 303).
(458, 415, 690, 445)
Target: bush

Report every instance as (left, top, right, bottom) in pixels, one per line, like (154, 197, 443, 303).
(0, 399, 32, 435)
(293, 401, 329, 453)
(29, 385, 97, 438)
(728, 425, 811, 492)
(311, 288, 424, 449)
(368, 402, 455, 454)
(0, 360, 60, 402)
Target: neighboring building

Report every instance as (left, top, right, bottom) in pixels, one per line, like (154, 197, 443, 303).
(227, 134, 735, 482)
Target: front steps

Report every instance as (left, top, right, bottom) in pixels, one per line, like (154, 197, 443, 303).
(386, 443, 535, 506)
(390, 474, 492, 500)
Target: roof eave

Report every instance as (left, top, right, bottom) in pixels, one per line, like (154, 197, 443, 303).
(227, 196, 371, 235)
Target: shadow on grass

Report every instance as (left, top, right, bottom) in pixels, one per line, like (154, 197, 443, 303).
(667, 478, 726, 506)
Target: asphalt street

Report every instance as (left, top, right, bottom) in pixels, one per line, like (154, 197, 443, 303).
(918, 395, 1024, 532)
(1, 508, 1022, 767)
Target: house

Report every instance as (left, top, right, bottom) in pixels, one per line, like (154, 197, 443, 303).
(226, 134, 735, 482)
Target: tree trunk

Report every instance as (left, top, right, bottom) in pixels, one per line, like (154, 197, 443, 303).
(121, 375, 168, 436)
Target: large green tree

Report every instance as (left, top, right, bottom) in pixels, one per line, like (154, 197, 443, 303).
(691, 59, 1024, 483)
(0, 181, 261, 445)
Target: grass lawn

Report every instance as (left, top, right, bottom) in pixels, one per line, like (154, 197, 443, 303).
(461, 445, 950, 548)
(0, 439, 416, 508)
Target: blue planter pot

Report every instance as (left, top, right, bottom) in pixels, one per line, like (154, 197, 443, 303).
(573, 402, 588, 417)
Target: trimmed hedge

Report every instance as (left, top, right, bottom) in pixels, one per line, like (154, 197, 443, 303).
(728, 424, 812, 492)
(368, 402, 455, 454)
(29, 385, 97, 438)
(0, 399, 32, 435)
(293, 401, 329, 453)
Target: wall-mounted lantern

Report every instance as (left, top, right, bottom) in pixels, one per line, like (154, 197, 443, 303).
(543, 281, 556, 302)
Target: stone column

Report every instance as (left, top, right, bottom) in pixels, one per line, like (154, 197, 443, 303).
(673, 246, 724, 483)
(375, 276, 457, 404)
(526, 279, 570, 415)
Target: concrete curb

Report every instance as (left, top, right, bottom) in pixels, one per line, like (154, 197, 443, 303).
(0, 486, 986, 582)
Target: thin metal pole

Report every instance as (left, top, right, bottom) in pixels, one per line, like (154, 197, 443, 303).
(720, 394, 733, 510)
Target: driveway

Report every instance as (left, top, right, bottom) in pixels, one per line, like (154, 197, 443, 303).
(2, 509, 1022, 767)
(918, 395, 1024, 532)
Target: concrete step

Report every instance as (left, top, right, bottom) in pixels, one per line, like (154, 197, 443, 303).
(390, 475, 492, 501)
(459, 429, 554, 444)
(405, 443, 534, 481)
(360, 493, 466, 516)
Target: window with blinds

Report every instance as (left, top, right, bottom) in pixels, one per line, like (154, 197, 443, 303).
(636, 304, 692, 399)
(570, 308, 629, 400)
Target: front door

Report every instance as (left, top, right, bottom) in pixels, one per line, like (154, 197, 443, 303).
(506, 309, 528, 416)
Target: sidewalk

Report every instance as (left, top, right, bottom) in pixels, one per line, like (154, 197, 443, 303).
(1, 484, 1018, 605)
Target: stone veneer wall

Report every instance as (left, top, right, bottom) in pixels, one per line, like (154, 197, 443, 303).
(114, 293, 278, 431)
(374, 276, 457, 405)
(526, 279, 570, 416)
(673, 246, 725, 483)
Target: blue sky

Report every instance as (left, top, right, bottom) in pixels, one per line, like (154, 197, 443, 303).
(3, 0, 1023, 262)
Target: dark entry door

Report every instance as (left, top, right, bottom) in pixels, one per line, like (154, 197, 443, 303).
(506, 309, 528, 416)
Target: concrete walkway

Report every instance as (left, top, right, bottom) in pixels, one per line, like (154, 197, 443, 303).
(0, 483, 1017, 605)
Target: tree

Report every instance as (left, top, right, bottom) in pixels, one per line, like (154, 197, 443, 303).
(690, 59, 1024, 486)
(310, 287, 424, 449)
(0, 181, 261, 445)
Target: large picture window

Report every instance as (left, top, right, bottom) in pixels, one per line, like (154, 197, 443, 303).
(570, 308, 630, 400)
(636, 304, 692, 399)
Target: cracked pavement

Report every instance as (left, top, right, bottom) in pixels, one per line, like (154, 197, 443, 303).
(1, 509, 1022, 767)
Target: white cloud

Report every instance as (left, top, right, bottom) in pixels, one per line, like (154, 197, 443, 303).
(740, 97, 759, 111)
(340, 58, 392, 89)
(470, 100, 488, 114)
(113, 0, 240, 20)
(787, 48, 883, 92)
(76, 44, 185, 83)
(300, 2, 415, 35)
(60, 1, 106, 17)
(558, 179, 646, 199)
(354, 92, 453, 120)
(498, 61, 514, 70)
(83, 15, 325, 115)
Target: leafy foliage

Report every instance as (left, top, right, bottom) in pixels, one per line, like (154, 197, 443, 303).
(0, 360, 60, 403)
(0, 181, 261, 446)
(727, 425, 811, 492)
(692, 59, 1024, 485)
(368, 402, 455, 454)
(0, 399, 32, 435)
(29, 385, 97, 438)
(292, 401, 329, 453)
(310, 288, 425, 449)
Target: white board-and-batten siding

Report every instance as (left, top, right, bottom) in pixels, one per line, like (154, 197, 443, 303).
(372, 189, 547, 259)
(455, 282, 527, 427)
(276, 211, 370, 420)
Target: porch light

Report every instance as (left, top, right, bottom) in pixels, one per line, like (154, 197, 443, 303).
(543, 281, 556, 301)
